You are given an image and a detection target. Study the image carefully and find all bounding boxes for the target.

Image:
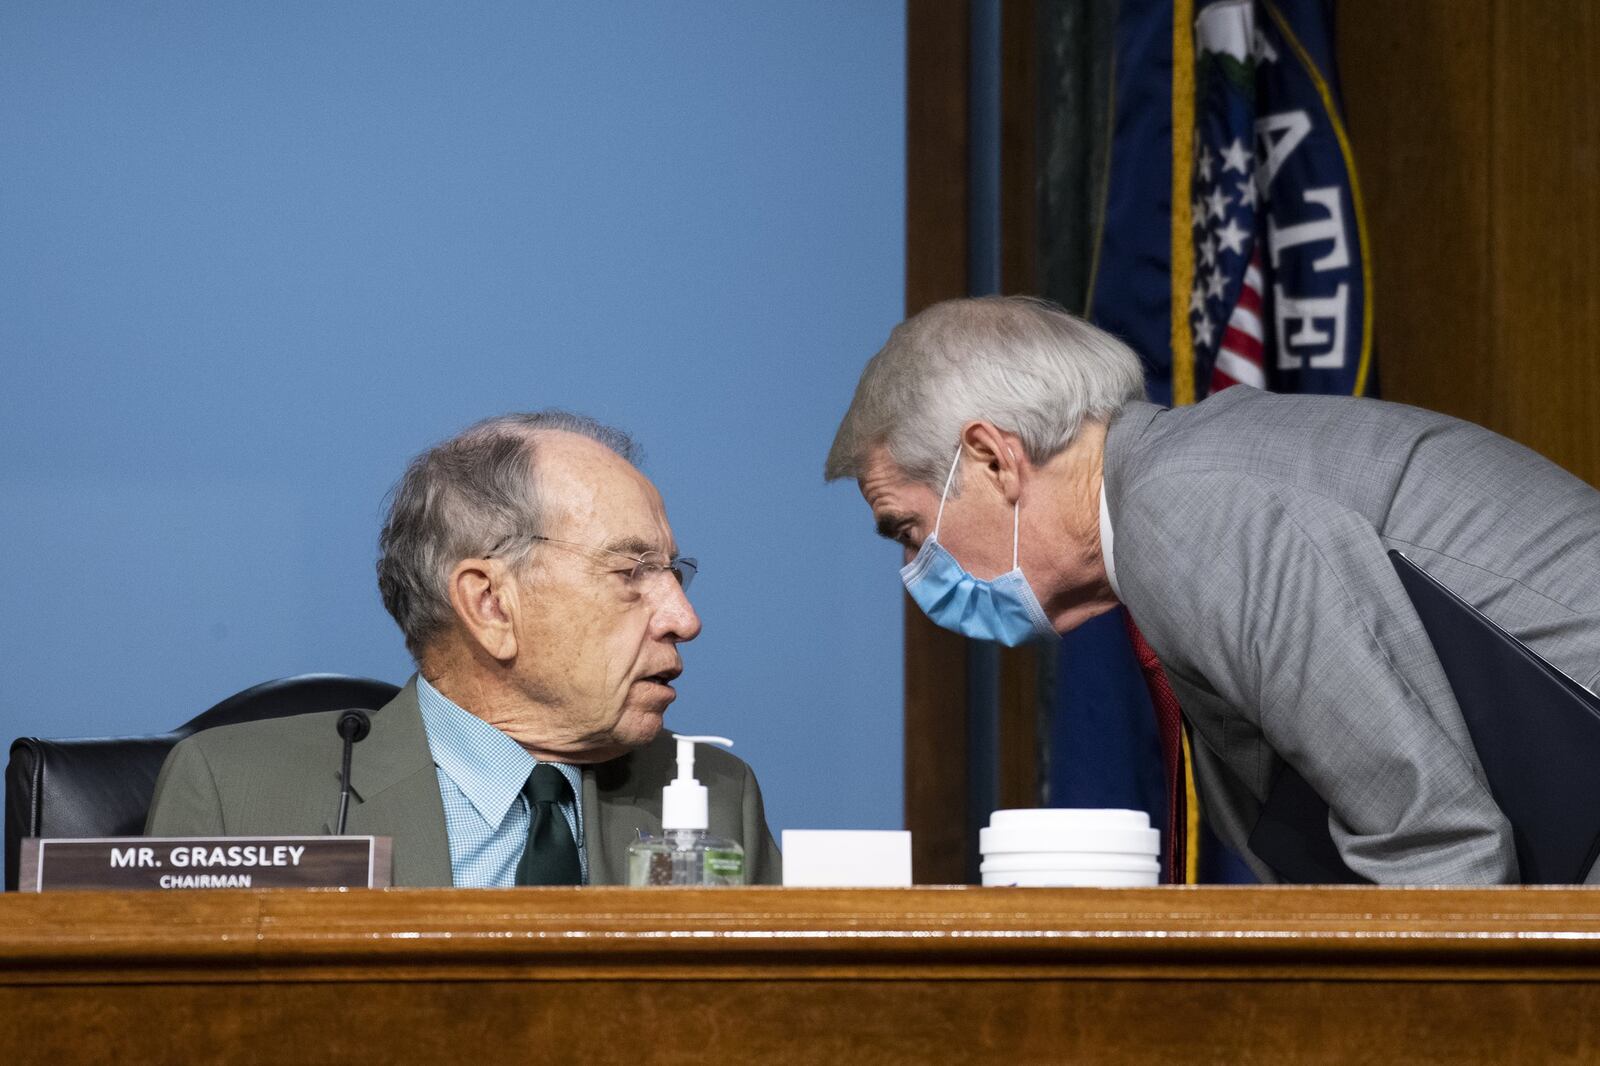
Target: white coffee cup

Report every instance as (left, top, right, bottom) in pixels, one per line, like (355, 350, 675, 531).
(979, 808, 1161, 888)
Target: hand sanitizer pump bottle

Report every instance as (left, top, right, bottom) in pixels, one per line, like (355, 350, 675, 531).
(627, 734, 746, 886)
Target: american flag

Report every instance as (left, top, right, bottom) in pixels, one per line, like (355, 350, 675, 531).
(1209, 248, 1266, 391)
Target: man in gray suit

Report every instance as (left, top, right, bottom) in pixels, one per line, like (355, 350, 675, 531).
(148, 411, 781, 886)
(826, 295, 1600, 884)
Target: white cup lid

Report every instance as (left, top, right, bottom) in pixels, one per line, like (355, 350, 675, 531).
(980, 824, 1159, 858)
(988, 808, 1150, 831)
(980, 808, 1158, 858)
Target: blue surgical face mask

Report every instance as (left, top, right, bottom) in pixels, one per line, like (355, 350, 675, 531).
(899, 446, 1060, 648)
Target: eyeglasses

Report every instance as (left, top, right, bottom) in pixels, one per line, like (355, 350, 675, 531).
(492, 534, 697, 591)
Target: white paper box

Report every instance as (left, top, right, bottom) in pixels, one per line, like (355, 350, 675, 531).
(781, 830, 913, 887)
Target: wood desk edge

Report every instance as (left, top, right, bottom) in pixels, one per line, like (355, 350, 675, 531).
(5, 885, 1600, 985)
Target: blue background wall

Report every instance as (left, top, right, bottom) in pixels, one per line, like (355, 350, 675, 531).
(0, 2, 906, 862)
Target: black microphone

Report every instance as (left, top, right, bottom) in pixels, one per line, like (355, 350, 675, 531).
(334, 709, 372, 836)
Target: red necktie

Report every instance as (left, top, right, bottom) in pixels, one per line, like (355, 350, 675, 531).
(1122, 611, 1187, 884)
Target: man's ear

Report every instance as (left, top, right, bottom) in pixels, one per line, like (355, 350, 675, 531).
(447, 557, 520, 662)
(958, 421, 1026, 504)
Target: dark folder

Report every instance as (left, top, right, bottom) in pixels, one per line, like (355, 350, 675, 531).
(1389, 550, 1600, 883)
(1250, 551, 1600, 884)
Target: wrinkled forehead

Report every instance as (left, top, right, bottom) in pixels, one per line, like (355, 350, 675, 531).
(859, 443, 940, 517)
(534, 432, 673, 549)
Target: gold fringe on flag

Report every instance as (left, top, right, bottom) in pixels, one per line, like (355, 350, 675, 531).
(1170, 0, 1202, 883)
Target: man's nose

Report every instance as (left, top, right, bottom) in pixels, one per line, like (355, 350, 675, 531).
(654, 577, 702, 644)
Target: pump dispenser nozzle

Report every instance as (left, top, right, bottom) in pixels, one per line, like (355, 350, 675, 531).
(661, 734, 733, 831)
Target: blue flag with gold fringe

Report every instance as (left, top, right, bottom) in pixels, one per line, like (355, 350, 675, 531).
(1050, 0, 1372, 882)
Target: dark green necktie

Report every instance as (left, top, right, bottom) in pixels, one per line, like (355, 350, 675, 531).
(515, 764, 582, 886)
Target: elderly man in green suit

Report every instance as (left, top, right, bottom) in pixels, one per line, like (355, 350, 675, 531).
(146, 412, 781, 886)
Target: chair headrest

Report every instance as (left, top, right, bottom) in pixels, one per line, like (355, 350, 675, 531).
(182, 674, 400, 731)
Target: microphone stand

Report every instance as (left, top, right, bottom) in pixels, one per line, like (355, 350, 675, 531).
(335, 709, 372, 835)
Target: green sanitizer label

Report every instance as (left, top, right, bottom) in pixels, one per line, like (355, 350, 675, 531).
(704, 849, 743, 880)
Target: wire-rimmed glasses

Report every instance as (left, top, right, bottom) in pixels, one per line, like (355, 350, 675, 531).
(492, 534, 697, 591)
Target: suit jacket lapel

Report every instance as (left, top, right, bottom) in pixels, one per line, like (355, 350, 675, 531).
(580, 743, 667, 886)
(324, 678, 453, 887)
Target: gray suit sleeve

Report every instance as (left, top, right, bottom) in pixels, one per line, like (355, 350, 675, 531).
(738, 761, 783, 885)
(145, 736, 227, 836)
(1121, 472, 1517, 884)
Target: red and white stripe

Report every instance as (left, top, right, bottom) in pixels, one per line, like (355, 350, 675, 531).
(1208, 248, 1267, 392)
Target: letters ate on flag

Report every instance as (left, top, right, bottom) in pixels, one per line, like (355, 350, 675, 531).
(1050, 0, 1373, 882)
(1189, 0, 1373, 398)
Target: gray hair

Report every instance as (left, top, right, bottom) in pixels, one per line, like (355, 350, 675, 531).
(377, 410, 641, 658)
(825, 296, 1147, 488)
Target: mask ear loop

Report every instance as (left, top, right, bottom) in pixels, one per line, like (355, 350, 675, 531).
(1009, 448, 1021, 570)
(932, 444, 962, 539)
(1011, 498, 1021, 570)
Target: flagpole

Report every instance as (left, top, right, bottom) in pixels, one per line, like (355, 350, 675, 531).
(963, 0, 1004, 886)
(1170, 0, 1197, 407)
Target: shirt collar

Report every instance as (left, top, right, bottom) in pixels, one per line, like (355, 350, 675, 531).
(1099, 479, 1121, 601)
(416, 674, 536, 828)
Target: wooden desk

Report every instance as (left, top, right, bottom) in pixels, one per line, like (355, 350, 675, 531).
(4, 886, 1600, 1063)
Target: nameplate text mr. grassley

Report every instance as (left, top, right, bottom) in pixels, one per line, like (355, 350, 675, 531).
(112, 843, 307, 890)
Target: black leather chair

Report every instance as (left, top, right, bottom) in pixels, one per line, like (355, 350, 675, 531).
(4, 674, 399, 891)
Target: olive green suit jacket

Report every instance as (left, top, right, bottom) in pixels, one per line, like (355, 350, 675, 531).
(144, 677, 782, 886)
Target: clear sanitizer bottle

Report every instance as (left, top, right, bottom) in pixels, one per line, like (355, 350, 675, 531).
(627, 734, 746, 886)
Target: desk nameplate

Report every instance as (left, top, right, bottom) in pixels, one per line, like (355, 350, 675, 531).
(18, 836, 392, 891)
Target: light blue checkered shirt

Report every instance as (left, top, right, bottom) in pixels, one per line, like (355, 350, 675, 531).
(415, 675, 587, 887)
